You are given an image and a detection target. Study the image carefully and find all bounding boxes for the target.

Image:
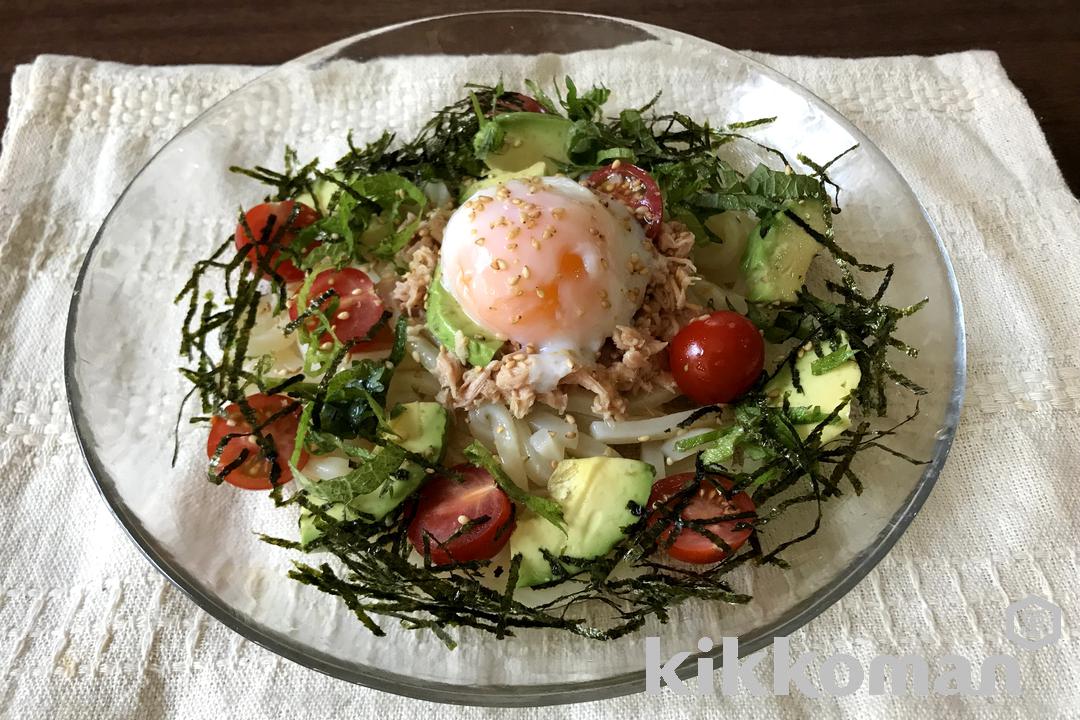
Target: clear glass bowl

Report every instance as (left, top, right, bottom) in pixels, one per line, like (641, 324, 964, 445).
(65, 10, 965, 706)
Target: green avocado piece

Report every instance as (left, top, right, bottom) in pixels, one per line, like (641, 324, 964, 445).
(510, 457, 654, 588)
(742, 199, 826, 304)
(299, 498, 346, 547)
(764, 334, 861, 444)
(386, 401, 449, 459)
(299, 402, 449, 546)
(295, 171, 348, 216)
(481, 112, 572, 174)
(425, 266, 504, 367)
(693, 211, 756, 289)
(511, 513, 570, 589)
(460, 161, 548, 203)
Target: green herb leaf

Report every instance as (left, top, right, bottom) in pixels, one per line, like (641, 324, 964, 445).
(595, 147, 637, 163)
(560, 77, 609, 122)
(811, 345, 856, 375)
(306, 444, 409, 508)
(304, 428, 374, 458)
(472, 121, 505, 160)
(566, 119, 602, 157)
(523, 79, 559, 114)
(699, 425, 746, 466)
(464, 442, 565, 531)
(742, 163, 826, 200)
(784, 405, 840, 425)
(294, 359, 394, 439)
(352, 173, 427, 260)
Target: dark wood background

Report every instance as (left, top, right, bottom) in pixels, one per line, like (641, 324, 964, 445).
(3, 0, 1078, 194)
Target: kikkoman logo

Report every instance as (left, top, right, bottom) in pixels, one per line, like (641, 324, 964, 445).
(645, 595, 1063, 697)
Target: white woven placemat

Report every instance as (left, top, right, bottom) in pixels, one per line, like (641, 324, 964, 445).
(1, 50, 1078, 718)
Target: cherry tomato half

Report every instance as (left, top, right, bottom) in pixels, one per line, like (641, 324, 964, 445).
(288, 268, 390, 353)
(669, 311, 764, 404)
(407, 465, 515, 564)
(584, 162, 664, 238)
(234, 201, 319, 283)
(494, 92, 547, 114)
(647, 473, 756, 564)
(205, 393, 307, 490)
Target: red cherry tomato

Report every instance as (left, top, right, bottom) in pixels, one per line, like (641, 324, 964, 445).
(288, 268, 390, 353)
(234, 201, 319, 283)
(647, 473, 756, 564)
(584, 162, 663, 238)
(494, 92, 547, 114)
(669, 311, 765, 404)
(407, 465, 515, 564)
(205, 393, 307, 490)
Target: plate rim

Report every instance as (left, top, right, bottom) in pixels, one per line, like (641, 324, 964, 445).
(63, 8, 967, 707)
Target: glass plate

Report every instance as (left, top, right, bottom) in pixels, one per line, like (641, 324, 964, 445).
(65, 10, 965, 707)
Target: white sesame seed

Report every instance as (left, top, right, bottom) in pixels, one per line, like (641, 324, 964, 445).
(457, 514, 470, 525)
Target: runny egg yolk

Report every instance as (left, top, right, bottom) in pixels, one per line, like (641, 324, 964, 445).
(439, 176, 657, 354)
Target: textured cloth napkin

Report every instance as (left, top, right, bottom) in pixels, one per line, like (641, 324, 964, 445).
(2, 49, 1079, 719)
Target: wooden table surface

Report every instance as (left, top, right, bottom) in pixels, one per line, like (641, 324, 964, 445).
(3, 0, 1078, 195)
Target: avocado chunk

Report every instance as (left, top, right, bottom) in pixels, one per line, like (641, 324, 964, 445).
(299, 500, 347, 547)
(299, 402, 449, 546)
(765, 334, 861, 444)
(742, 199, 826, 304)
(480, 112, 572, 174)
(510, 457, 654, 588)
(511, 513, 571, 588)
(693, 211, 755, 289)
(385, 401, 449, 458)
(295, 171, 348, 216)
(425, 266, 504, 367)
(460, 161, 547, 203)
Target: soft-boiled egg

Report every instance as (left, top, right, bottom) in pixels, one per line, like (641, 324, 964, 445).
(440, 176, 657, 370)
